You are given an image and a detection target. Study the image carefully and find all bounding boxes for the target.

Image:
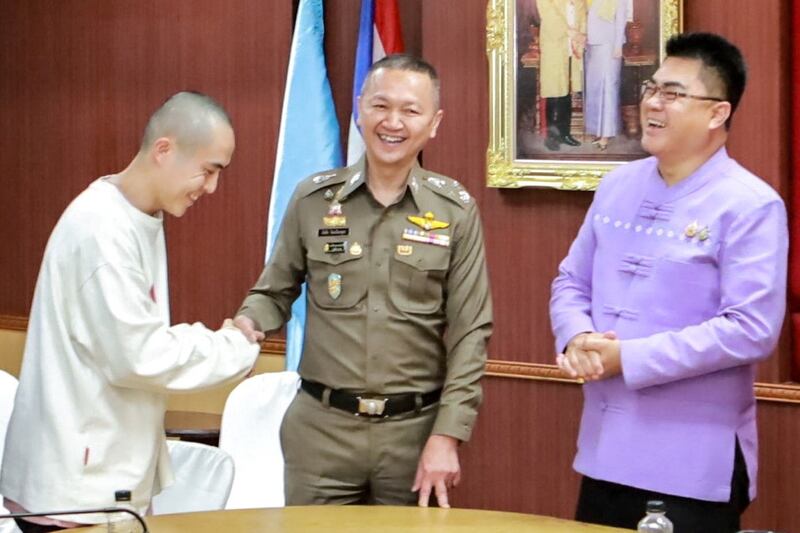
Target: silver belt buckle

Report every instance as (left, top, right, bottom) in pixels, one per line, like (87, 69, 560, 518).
(357, 396, 387, 416)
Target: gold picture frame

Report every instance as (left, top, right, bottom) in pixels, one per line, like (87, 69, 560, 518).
(486, 0, 683, 190)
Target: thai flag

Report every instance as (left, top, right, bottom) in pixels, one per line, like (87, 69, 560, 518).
(346, 0, 405, 164)
(268, 0, 342, 371)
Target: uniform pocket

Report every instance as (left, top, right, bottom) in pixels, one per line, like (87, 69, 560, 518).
(389, 247, 449, 314)
(307, 248, 367, 309)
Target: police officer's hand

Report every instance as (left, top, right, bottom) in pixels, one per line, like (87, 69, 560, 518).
(231, 315, 265, 344)
(412, 434, 461, 508)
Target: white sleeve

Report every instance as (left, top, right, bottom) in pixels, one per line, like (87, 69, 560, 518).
(71, 260, 259, 393)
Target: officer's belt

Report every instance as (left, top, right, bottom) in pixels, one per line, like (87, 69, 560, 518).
(300, 379, 441, 418)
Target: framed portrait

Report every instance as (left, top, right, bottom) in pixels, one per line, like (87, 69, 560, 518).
(486, 0, 683, 190)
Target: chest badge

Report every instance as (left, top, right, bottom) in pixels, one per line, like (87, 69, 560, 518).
(684, 220, 700, 238)
(324, 241, 346, 254)
(408, 211, 449, 231)
(349, 242, 363, 256)
(684, 220, 710, 241)
(323, 201, 346, 227)
(397, 244, 413, 256)
(327, 273, 342, 300)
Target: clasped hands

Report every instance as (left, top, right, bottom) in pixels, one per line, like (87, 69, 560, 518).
(557, 331, 621, 381)
(221, 315, 265, 344)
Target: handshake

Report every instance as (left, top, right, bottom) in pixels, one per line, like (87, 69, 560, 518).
(557, 330, 622, 381)
(221, 316, 265, 344)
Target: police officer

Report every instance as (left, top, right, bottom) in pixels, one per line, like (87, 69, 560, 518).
(234, 54, 492, 508)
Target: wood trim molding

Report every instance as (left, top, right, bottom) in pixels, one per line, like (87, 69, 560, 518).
(486, 359, 800, 405)
(2, 315, 799, 404)
(0, 315, 27, 331)
(261, 338, 287, 357)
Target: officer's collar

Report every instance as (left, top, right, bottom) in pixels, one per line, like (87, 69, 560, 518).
(336, 156, 426, 209)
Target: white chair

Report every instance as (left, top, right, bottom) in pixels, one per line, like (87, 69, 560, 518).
(219, 371, 300, 509)
(150, 440, 235, 515)
(0, 370, 21, 533)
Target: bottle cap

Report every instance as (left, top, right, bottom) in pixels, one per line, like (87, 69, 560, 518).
(646, 500, 666, 513)
(114, 490, 132, 503)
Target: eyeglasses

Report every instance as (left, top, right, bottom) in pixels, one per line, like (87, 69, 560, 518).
(640, 80, 725, 103)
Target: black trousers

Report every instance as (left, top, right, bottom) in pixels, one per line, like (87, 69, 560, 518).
(575, 440, 750, 533)
(545, 95, 572, 138)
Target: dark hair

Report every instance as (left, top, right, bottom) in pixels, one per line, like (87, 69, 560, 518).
(140, 91, 232, 152)
(666, 32, 746, 128)
(362, 54, 441, 107)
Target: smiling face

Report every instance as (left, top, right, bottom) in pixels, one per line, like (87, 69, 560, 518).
(154, 122, 235, 217)
(357, 67, 443, 174)
(640, 56, 729, 166)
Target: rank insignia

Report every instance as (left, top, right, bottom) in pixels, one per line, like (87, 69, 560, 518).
(698, 227, 710, 241)
(427, 176, 446, 188)
(312, 172, 336, 184)
(407, 212, 450, 231)
(402, 228, 450, 248)
(396, 244, 413, 256)
(327, 273, 342, 300)
(349, 242, 363, 256)
(684, 220, 700, 238)
(323, 201, 346, 227)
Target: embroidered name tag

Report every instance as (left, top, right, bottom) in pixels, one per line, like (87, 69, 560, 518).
(319, 228, 349, 237)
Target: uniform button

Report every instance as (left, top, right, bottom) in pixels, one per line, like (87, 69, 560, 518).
(376, 262, 381, 267)
(373, 307, 379, 312)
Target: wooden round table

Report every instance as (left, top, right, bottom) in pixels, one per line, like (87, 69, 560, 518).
(72, 505, 629, 532)
(163, 410, 221, 447)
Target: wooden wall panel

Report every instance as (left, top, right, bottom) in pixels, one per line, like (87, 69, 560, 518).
(0, 0, 292, 326)
(751, 401, 800, 531)
(452, 376, 584, 517)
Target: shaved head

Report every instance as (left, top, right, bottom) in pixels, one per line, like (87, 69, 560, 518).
(140, 91, 232, 154)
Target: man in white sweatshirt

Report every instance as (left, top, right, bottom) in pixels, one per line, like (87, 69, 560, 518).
(0, 92, 261, 532)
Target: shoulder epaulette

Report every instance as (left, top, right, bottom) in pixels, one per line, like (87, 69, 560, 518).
(420, 172, 472, 209)
(295, 168, 348, 198)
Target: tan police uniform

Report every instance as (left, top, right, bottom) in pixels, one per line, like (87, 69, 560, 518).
(238, 157, 493, 505)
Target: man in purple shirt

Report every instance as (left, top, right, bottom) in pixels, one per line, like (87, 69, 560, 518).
(550, 33, 788, 532)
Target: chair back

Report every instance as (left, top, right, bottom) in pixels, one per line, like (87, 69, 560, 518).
(219, 371, 299, 509)
(0, 370, 21, 532)
(151, 440, 235, 514)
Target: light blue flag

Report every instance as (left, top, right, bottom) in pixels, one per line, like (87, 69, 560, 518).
(267, 0, 343, 371)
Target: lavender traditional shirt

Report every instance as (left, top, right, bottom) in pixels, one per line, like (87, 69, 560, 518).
(550, 147, 788, 502)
